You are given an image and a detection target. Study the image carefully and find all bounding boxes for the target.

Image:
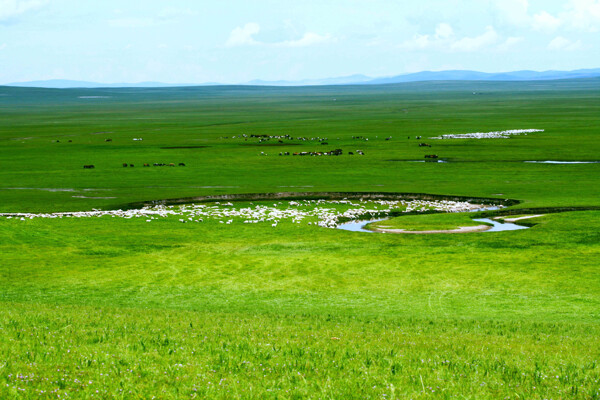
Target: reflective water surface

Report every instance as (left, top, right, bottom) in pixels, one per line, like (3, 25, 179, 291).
(337, 216, 530, 233)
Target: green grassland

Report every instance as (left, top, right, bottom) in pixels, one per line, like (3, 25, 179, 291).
(1, 79, 599, 212)
(1, 80, 600, 398)
(366, 212, 488, 231)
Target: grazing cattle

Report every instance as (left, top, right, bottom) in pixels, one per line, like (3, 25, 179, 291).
(68, 140, 72, 142)
(83, 165, 95, 169)
(169, 163, 175, 167)
(123, 163, 128, 167)
(178, 163, 185, 166)
(424, 154, 438, 159)
(321, 142, 328, 145)
(129, 164, 134, 167)
(143, 163, 150, 167)
(348, 152, 354, 155)
(356, 150, 364, 155)
(105, 138, 112, 142)
(419, 143, 432, 147)
(284, 152, 290, 156)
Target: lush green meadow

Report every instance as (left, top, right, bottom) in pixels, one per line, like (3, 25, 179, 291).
(1, 79, 599, 212)
(1, 80, 600, 398)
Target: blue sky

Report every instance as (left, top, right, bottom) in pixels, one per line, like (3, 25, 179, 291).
(1, 0, 599, 84)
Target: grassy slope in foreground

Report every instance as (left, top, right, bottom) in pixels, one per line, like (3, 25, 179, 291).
(1, 210, 600, 398)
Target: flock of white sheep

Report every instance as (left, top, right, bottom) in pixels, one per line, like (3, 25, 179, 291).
(0, 199, 501, 229)
(431, 129, 544, 140)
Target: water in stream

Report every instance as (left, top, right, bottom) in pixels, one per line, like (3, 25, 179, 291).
(337, 216, 529, 233)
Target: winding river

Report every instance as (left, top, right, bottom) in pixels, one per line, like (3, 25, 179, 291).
(337, 216, 529, 234)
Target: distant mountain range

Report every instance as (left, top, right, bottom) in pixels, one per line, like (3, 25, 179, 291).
(364, 68, 600, 85)
(2, 80, 208, 89)
(5, 68, 600, 88)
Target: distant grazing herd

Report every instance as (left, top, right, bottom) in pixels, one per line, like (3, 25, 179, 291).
(272, 149, 365, 157)
(80, 133, 440, 169)
(123, 163, 186, 167)
(83, 163, 186, 169)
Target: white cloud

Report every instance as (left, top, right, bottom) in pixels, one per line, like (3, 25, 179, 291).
(225, 23, 261, 47)
(226, 23, 333, 48)
(450, 26, 500, 52)
(398, 23, 453, 50)
(0, 0, 47, 22)
(275, 32, 334, 48)
(532, 11, 562, 32)
(435, 23, 454, 39)
(498, 36, 524, 51)
(398, 34, 431, 50)
(547, 36, 583, 50)
(399, 25, 501, 53)
(494, 0, 600, 33)
(563, 0, 600, 32)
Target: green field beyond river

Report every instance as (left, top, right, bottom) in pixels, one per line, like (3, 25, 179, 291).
(1, 80, 600, 398)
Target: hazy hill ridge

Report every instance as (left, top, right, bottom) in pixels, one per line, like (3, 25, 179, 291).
(6, 68, 600, 88)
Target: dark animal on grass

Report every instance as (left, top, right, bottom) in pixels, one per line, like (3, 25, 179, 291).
(143, 163, 150, 167)
(129, 164, 134, 167)
(123, 163, 128, 167)
(179, 163, 185, 166)
(419, 143, 432, 147)
(424, 154, 438, 159)
(83, 165, 95, 169)
(105, 138, 112, 142)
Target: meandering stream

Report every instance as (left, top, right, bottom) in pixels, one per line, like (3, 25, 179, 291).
(337, 216, 530, 233)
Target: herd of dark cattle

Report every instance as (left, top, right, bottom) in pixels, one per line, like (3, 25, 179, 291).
(123, 163, 186, 167)
(223, 133, 331, 143)
(277, 149, 365, 156)
(83, 163, 186, 169)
